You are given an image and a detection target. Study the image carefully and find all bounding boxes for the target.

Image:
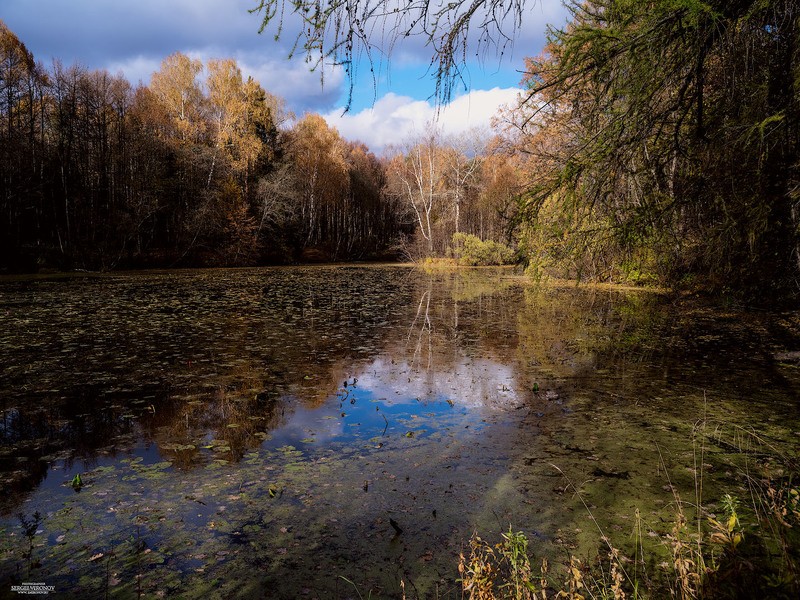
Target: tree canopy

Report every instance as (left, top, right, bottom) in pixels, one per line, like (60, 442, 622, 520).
(0, 22, 418, 270)
(509, 0, 800, 297)
(4, 2, 800, 299)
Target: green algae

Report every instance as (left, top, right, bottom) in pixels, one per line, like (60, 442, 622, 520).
(0, 266, 798, 597)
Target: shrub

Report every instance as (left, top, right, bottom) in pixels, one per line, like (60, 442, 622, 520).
(451, 233, 516, 266)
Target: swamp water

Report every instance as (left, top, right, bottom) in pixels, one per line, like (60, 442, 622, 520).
(0, 265, 798, 598)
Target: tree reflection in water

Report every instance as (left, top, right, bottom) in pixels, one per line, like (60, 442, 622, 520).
(0, 266, 798, 598)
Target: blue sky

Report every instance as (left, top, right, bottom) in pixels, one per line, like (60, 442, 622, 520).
(2, 0, 569, 151)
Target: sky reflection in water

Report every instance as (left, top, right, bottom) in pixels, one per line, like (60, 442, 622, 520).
(0, 266, 798, 598)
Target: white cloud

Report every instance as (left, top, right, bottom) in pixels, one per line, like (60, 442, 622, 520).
(322, 87, 520, 152)
(105, 56, 163, 86)
(5, 0, 565, 117)
(236, 54, 346, 112)
(5, 0, 343, 109)
(107, 50, 346, 112)
(355, 356, 523, 411)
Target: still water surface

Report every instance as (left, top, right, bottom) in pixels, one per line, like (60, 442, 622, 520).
(0, 265, 798, 598)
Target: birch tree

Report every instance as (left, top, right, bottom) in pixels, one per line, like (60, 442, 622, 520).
(149, 52, 205, 146)
(386, 128, 449, 255)
(288, 114, 349, 249)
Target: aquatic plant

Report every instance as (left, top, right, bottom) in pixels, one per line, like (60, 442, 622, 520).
(459, 527, 539, 599)
(459, 423, 800, 599)
(17, 511, 43, 572)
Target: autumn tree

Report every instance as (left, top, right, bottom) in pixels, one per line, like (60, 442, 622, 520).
(0, 21, 411, 271)
(343, 141, 410, 258)
(121, 85, 173, 259)
(286, 114, 350, 256)
(507, 0, 800, 295)
(0, 20, 48, 269)
(441, 131, 483, 236)
(253, 161, 300, 260)
(474, 151, 523, 243)
(385, 128, 450, 255)
(207, 59, 254, 180)
(0, 30, 184, 272)
(254, 0, 800, 298)
(149, 52, 205, 146)
(385, 128, 520, 258)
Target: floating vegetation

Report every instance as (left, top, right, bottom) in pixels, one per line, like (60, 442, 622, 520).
(0, 266, 798, 597)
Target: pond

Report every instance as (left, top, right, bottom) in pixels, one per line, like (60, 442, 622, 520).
(0, 265, 798, 598)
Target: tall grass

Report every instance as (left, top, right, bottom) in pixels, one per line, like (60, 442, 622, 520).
(458, 421, 799, 599)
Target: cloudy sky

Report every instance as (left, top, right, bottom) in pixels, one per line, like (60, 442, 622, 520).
(3, 0, 569, 152)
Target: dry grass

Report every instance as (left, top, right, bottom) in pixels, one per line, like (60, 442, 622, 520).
(458, 423, 799, 599)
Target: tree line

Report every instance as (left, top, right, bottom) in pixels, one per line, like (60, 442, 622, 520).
(0, 22, 403, 270)
(8, 0, 799, 301)
(0, 21, 525, 272)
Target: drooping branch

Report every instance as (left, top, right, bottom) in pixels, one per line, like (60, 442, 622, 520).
(250, 0, 532, 109)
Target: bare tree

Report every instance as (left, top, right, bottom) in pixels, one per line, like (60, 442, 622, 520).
(386, 126, 448, 254)
(442, 129, 485, 235)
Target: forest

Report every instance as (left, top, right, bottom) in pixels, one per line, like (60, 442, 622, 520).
(3, 0, 800, 302)
(0, 20, 518, 272)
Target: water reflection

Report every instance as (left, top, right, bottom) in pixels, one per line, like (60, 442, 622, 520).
(0, 267, 533, 504)
(0, 266, 798, 598)
(356, 357, 521, 410)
